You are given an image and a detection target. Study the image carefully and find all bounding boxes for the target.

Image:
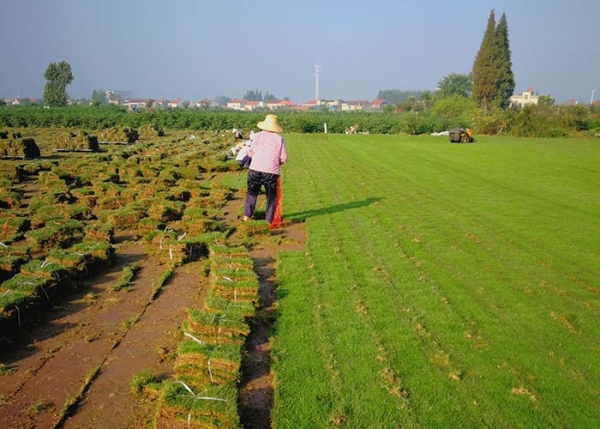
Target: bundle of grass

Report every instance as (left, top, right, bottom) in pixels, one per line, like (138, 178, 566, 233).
(156, 381, 239, 429)
(156, 168, 181, 187)
(207, 187, 232, 207)
(183, 308, 250, 346)
(19, 257, 68, 281)
(19, 159, 56, 176)
(174, 167, 201, 181)
(0, 253, 31, 283)
(0, 287, 33, 319)
(106, 206, 148, 231)
(73, 240, 114, 260)
(211, 277, 258, 303)
(46, 247, 89, 270)
(62, 203, 94, 221)
(98, 127, 138, 144)
(69, 187, 97, 208)
(0, 137, 40, 159)
(208, 245, 249, 259)
(236, 220, 271, 238)
(136, 217, 165, 236)
(169, 187, 192, 202)
(174, 341, 241, 387)
(210, 255, 254, 271)
(0, 190, 22, 209)
(0, 273, 56, 312)
(202, 291, 255, 320)
(24, 219, 85, 252)
(0, 164, 21, 182)
(0, 216, 31, 242)
(53, 130, 100, 152)
(147, 200, 185, 222)
(158, 237, 209, 264)
(210, 265, 256, 283)
(84, 223, 114, 242)
(92, 180, 124, 197)
(138, 123, 165, 138)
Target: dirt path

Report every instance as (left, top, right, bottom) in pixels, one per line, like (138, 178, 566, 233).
(0, 238, 209, 429)
(0, 187, 306, 429)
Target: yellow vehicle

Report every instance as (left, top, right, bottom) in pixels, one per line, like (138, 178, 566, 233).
(449, 127, 474, 143)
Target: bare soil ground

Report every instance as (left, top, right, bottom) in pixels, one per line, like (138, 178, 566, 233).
(0, 186, 306, 429)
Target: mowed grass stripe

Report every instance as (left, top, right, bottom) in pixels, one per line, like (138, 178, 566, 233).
(273, 134, 600, 428)
(320, 153, 534, 427)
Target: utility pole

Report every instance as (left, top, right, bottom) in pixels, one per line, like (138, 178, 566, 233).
(315, 64, 321, 101)
(591, 88, 598, 106)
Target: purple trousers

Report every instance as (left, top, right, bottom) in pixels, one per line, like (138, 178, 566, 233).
(243, 169, 279, 222)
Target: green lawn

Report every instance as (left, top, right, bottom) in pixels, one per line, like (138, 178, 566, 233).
(271, 134, 600, 428)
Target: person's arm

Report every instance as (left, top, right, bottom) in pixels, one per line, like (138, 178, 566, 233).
(279, 140, 288, 164)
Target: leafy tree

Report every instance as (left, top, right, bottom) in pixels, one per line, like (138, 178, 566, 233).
(263, 92, 277, 102)
(418, 90, 434, 111)
(437, 73, 472, 98)
(397, 96, 416, 112)
(214, 96, 231, 106)
(494, 13, 515, 108)
(91, 89, 108, 105)
(538, 95, 555, 106)
(431, 95, 477, 128)
(0, 98, 6, 106)
(43, 60, 73, 106)
(182, 100, 190, 109)
(243, 90, 262, 101)
(382, 103, 396, 114)
(377, 89, 421, 105)
(146, 99, 155, 109)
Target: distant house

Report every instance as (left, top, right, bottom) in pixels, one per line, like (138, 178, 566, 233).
(370, 99, 389, 110)
(227, 98, 245, 110)
(153, 98, 166, 108)
(167, 98, 182, 108)
(269, 99, 296, 110)
(510, 90, 539, 107)
(194, 98, 217, 108)
(341, 100, 370, 111)
(244, 100, 264, 111)
(301, 100, 319, 110)
(266, 100, 281, 110)
(123, 99, 147, 110)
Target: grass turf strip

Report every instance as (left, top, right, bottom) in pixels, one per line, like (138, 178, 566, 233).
(271, 134, 600, 428)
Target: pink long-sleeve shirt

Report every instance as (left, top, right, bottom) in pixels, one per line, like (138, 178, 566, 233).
(248, 131, 287, 175)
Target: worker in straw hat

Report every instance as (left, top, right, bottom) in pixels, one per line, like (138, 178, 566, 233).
(242, 114, 287, 228)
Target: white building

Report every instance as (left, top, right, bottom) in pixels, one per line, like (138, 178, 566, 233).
(510, 90, 539, 107)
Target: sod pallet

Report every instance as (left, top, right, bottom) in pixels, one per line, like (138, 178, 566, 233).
(98, 127, 138, 144)
(53, 130, 100, 152)
(0, 138, 40, 159)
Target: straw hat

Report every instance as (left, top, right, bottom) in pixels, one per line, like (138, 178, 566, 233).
(257, 114, 283, 133)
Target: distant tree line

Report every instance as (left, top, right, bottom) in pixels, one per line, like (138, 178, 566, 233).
(1, 103, 599, 138)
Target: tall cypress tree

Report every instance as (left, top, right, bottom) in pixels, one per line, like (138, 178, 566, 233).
(495, 13, 515, 108)
(471, 10, 499, 112)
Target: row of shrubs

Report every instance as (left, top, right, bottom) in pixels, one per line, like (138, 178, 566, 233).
(2, 103, 600, 137)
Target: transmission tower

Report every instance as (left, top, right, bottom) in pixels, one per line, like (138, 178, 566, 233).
(315, 64, 321, 101)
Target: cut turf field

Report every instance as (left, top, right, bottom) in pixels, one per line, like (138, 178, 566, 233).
(271, 134, 600, 428)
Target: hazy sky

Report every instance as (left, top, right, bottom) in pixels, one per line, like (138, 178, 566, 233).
(2, 0, 599, 104)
